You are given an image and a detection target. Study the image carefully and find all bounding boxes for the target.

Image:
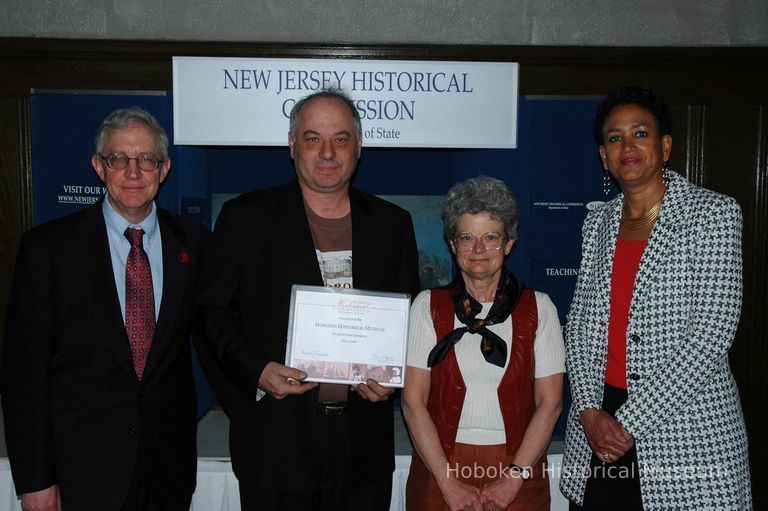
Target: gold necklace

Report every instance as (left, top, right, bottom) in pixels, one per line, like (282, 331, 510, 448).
(620, 175, 669, 230)
(620, 198, 662, 230)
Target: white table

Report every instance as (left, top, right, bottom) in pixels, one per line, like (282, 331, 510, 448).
(1, 455, 569, 510)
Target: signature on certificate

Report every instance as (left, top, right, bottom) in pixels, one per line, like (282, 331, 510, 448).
(300, 349, 330, 358)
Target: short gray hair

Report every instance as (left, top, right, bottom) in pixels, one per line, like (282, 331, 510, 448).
(443, 176, 520, 241)
(289, 89, 362, 140)
(94, 107, 170, 160)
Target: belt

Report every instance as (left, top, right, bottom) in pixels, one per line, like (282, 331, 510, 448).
(316, 401, 348, 416)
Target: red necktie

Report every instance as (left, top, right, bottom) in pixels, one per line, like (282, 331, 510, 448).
(124, 227, 156, 379)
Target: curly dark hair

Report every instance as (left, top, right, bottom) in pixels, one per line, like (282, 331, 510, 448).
(593, 86, 672, 147)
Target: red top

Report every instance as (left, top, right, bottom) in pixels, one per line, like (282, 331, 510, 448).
(605, 237, 647, 389)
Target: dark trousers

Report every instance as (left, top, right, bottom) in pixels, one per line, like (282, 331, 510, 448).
(120, 447, 191, 511)
(239, 411, 392, 511)
(571, 384, 643, 511)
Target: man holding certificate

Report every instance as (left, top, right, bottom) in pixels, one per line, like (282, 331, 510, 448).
(196, 89, 421, 510)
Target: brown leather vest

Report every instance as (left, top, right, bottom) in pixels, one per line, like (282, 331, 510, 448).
(426, 287, 538, 455)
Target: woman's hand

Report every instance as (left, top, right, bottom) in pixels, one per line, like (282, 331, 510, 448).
(480, 475, 523, 510)
(438, 478, 484, 511)
(579, 408, 634, 462)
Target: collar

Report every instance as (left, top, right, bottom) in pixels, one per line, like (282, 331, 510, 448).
(102, 196, 160, 248)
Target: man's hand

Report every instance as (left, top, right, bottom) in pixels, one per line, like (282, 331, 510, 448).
(20, 485, 61, 511)
(579, 408, 634, 463)
(258, 362, 318, 399)
(351, 378, 395, 402)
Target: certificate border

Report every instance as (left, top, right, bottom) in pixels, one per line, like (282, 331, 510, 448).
(286, 284, 411, 388)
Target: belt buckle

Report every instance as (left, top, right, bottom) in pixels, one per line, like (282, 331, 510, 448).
(317, 402, 347, 416)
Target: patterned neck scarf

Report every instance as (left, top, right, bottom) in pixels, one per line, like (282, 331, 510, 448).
(427, 268, 524, 368)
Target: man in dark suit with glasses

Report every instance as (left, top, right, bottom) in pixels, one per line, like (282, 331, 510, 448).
(2, 107, 206, 511)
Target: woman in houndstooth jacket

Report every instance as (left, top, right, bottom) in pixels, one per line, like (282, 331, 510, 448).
(560, 87, 752, 511)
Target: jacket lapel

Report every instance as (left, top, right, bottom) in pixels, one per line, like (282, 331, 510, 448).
(143, 210, 189, 377)
(630, 172, 688, 311)
(286, 181, 325, 286)
(349, 188, 375, 290)
(72, 203, 136, 377)
(594, 198, 622, 322)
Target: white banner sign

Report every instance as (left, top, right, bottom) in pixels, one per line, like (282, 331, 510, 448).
(172, 56, 518, 148)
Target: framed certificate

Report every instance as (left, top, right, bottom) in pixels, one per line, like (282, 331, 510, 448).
(286, 285, 411, 387)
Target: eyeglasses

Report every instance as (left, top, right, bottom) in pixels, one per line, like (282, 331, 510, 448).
(99, 153, 164, 172)
(453, 232, 506, 252)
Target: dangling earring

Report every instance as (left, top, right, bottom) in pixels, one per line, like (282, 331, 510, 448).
(603, 169, 611, 196)
(662, 160, 670, 186)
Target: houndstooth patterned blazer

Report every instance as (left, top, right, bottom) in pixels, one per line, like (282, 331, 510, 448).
(560, 171, 752, 510)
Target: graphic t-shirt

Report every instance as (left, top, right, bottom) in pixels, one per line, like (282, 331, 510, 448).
(305, 203, 353, 289)
(305, 202, 353, 402)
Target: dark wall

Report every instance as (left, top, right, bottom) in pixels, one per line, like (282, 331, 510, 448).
(1, 38, 767, 507)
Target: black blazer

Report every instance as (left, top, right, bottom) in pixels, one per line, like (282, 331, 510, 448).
(2, 202, 207, 511)
(196, 180, 420, 492)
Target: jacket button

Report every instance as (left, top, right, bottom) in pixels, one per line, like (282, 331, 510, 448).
(629, 373, 640, 381)
(630, 334, 640, 342)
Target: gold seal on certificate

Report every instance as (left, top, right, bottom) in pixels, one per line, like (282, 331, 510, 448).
(286, 285, 411, 387)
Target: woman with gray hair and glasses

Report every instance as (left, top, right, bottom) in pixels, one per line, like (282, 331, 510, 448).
(403, 176, 565, 511)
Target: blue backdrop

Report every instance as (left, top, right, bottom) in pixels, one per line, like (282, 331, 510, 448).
(31, 91, 613, 434)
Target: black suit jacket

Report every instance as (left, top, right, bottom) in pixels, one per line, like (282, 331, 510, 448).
(196, 180, 420, 492)
(1, 202, 207, 511)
